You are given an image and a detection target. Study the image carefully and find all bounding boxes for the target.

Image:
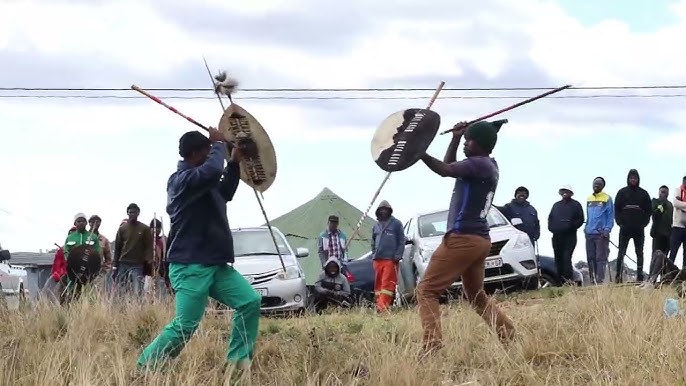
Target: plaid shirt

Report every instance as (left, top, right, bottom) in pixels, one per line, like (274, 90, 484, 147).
(327, 231, 342, 261)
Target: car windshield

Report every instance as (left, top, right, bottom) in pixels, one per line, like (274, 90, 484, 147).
(233, 229, 291, 257)
(417, 208, 509, 238)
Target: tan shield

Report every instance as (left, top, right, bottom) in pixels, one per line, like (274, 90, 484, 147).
(218, 103, 277, 193)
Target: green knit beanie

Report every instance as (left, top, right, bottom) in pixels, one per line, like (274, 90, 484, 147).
(464, 119, 507, 153)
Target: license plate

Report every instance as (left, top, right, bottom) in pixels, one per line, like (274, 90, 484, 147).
(255, 288, 268, 296)
(485, 258, 503, 269)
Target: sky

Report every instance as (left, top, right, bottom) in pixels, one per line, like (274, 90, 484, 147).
(2, 0, 686, 270)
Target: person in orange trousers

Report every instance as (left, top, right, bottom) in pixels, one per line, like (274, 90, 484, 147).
(371, 200, 405, 312)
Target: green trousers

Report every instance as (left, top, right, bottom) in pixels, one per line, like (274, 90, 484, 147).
(137, 263, 261, 370)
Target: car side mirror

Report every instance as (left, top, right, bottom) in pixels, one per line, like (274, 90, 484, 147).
(295, 247, 309, 258)
(511, 218, 523, 226)
(405, 238, 414, 245)
(0, 249, 10, 261)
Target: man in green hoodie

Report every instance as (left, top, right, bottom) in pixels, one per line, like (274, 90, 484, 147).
(62, 213, 102, 304)
(651, 185, 673, 256)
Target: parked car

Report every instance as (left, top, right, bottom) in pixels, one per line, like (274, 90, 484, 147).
(535, 254, 583, 287)
(341, 253, 375, 305)
(230, 226, 309, 314)
(397, 207, 538, 301)
(0, 248, 27, 297)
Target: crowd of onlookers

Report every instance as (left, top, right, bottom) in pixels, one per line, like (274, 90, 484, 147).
(495, 169, 686, 286)
(47, 203, 169, 303)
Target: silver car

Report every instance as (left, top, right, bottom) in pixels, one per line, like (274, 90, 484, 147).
(397, 207, 538, 300)
(0, 249, 27, 297)
(231, 226, 309, 314)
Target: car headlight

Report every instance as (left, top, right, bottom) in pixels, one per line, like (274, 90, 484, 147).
(512, 234, 532, 249)
(276, 266, 301, 280)
(420, 247, 435, 263)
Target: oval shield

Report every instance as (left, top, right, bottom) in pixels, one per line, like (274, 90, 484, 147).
(218, 103, 278, 193)
(370, 109, 441, 172)
(66, 244, 101, 284)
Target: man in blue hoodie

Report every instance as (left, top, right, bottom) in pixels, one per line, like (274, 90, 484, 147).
(137, 128, 262, 379)
(584, 177, 614, 284)
(371, 200, 405, 313)
(496, 186, 540, 243)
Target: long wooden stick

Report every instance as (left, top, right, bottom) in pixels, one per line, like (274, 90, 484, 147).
(202, 56, 287, 272)
(345, 81, 445, 250)
(439, 85, 572, 135)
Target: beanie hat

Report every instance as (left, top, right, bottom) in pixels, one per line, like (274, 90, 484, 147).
(73, 213, 87, 223)
(464, 119, 507, 153)
(593, 177, 606, 187)
(514, 186, 529, 197)
(179, 131, 211, 158)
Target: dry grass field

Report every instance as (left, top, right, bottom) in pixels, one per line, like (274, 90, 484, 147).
(0, 285, 685, 385)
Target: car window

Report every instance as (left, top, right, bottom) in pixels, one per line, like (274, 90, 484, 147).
(404, 218, 413, 238)
(233, 230, 291, 257)
(418, 208, 510, 237)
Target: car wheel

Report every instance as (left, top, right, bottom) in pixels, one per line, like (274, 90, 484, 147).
(538, 273, 561, 288)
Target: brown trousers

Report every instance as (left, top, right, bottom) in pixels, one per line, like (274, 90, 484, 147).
(417, 233, 515, 348)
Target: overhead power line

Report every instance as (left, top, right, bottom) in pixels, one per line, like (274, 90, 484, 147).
(1, 94, 686, 100)
(2, 85, 686, 92)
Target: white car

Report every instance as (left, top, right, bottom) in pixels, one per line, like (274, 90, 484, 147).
(0, 249, 27, 297)
(397, 207, 538, 300)
(231, 226, 309, 314)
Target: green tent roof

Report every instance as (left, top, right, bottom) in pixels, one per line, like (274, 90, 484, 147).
(266, 187, 376, 285)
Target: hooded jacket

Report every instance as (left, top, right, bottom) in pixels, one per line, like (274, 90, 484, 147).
(497, 199, 540, 242)
(371, 200, 405, 261)
(614, 169, 651, 230)
(314, 257, 351, 297)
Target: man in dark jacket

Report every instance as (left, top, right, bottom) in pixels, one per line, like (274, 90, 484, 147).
(137, 128, 261, 376)
(497, 186, 540, 243)
(651, 185, 673, 256)
(371, 200, 404, 313)
(548, 185, 585, 283)
(614, 169, 652, 282)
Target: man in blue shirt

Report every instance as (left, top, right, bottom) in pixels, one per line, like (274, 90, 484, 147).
(416, 120, 515, 356)
(137, 128, 261, 379)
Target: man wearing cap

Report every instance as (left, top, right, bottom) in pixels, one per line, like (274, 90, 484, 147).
(317, 215, 348, 266)
(548, 185, 585, 284)
(614, 169, 651, 282)
(137, 128, 261, 379)
(584, 177, 614, 284)
(496, 186, 540, 244)
(62, 213, 102, 303)
(416, 120, 515, 356)
(88, 215, 112, 273)
(113, 203, 153, 296)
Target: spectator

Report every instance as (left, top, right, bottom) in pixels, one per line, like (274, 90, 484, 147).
(149, 218, 169, 297)
(496, 186, 540, 243)
(614, 169, 651, 282)
(670, 175, 686, 266)
(113, 203, 153, 297)
(313, 257, 351, 312)
(316, 215, 348, 266)
(584, 177, 614, 284)
(371, 200, 404, 313)
(651, 186, 673, 256)
(88, 215, 112, 273)
(548, 185, 584, 284)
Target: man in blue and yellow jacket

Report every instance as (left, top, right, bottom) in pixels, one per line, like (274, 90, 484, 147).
(584, 177, 614, 284)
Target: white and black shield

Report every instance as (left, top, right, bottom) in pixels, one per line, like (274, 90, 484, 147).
(370, 109, 441, 172)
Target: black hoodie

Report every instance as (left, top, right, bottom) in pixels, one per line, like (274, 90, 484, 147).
(614, 169, 651, 230)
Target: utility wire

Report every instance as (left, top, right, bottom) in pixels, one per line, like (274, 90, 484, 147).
(1, 94, 686, 100)
(3, 85, 686, 91)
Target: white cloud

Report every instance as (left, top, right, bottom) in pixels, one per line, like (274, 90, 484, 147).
(2, 0, 686, 261)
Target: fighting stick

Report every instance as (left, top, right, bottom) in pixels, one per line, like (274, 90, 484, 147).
(439, 85, 572, 135)
(345, 81, 446, 250)
(202, 56, 287, 273)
